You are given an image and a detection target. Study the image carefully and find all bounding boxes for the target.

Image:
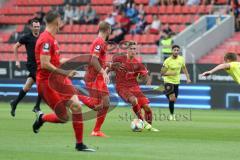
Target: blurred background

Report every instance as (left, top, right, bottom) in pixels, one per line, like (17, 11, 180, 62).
(0, 0, 239, 110)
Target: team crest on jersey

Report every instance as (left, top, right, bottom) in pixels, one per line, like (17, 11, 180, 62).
(43, 43, 50, 52)
(94, 45, 101, 52)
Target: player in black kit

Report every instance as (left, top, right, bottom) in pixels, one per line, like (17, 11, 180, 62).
(10, 18, 42, 117)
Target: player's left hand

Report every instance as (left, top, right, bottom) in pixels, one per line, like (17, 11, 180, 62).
(136, 73, 143, 83)
(146, 79, 152, 85)
(201, 71, 212, 77)
(187, 79, 191, 84)
(67, 70, 78, 78)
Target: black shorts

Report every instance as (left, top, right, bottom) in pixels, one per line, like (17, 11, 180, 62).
(164, 83, 179, 98)
(27, 69, 36, 81)
(26, 64, 37, 81)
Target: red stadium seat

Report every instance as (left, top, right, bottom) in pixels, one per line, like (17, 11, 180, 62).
(198, 5, 206, 14)
(145, 15, 153, 23)
(181, 6, 190, 14)
(145, 6, 159, 14)
(206, 5, 213, 14)
(166, 5, 174, 14)
(189, 5, 198, 14)
(125, 34, 133, 41)
(159, 5, 166, 14)
(182, 15, 191, 24)
(178, 25, 186, 32)
(135, 0, 149, 5)
(160, 15, 168, 24)
(173, 5, 182, 14)
(172, 25, 179, 33)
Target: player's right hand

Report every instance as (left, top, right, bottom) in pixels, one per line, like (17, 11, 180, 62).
(16, 61, 21, 69)
(201, 71, 211, 77)
(103, 71, 110, 84)
(66, 70, 78, 78)
(100, 68, 110, 84)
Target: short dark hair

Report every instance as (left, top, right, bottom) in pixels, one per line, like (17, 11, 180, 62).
(224, 52, 237, 61)
(29, 18, 40, 25)
(172, 44, 180, 50)
(127, 41, 137, 47)
(45, 10, 60, 24)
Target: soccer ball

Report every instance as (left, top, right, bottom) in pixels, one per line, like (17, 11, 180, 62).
(131, 119, 144, 132)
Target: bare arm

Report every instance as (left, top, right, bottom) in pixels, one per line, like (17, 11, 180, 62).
(90, 55, 109, 83)
(137, 73, 152, 85)
(60, 58, 70, 64)
(13, 42, 22, 68)
(40, 55, 76, 77)
(182, 65, 191, 83)
(201, 63, 230, 76)
(90, 55, 105, 73)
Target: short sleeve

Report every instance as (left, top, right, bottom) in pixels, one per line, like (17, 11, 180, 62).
(40, 40, 52, 56)
(137, 63, 148, 76)
(18, 35, 28, 45)
(163, 59, 169, 69)
(92, 41, 105, 57)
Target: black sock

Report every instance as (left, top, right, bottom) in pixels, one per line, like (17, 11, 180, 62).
(14, 89, 27, 105)
(34, 95, 42, 110)
(169, 101, 174, 115)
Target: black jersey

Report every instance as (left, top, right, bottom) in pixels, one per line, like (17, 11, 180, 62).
(18, 32, 38, 70)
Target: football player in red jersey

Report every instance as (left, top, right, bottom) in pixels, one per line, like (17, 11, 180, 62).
(34, 10, 95, 152)
(110, 41, 159, 131)
(82, 21, 111, 137)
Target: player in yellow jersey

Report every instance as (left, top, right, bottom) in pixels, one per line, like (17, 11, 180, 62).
(201, 52, 240, 84)
(160, 45, 191, 120)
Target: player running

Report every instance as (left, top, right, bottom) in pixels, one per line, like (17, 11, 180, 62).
(10, 18, 42, 117)
(33, 11, 95, 152)
(201, 52, 240, 84)
(82, 21, 111, 137)
(110, 41, 159, 131)
(160, 45, 191, 121)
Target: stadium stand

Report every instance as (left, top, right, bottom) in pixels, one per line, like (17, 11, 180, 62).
(0, 0, 216, 62)
(198, 32, 240, 64)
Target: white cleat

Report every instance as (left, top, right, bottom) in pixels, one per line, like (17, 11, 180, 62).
(169, 114, 176, 121)
(144, 121, 152, 130)
(150, 127, 159, 132)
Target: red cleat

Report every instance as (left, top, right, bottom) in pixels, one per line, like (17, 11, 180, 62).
(90, 131, 108, 137)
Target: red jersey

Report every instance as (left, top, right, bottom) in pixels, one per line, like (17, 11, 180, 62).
(35, 30, 60, 82)
(113, 54, 148, 87)
(85, 37, 107, 82)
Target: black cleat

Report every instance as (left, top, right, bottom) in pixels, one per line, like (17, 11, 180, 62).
(10, 100, 17, 117)
(32, 106, 41, 113)
(75, 143, 96, 152)
(33, 111, 44, 133)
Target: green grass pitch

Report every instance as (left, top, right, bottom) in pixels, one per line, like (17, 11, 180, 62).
(0, 102, 240, 160)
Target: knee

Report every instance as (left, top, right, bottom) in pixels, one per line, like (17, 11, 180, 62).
(143, 105, 152, 112)
(129, 97, 138, 106)
(55, 111, 70, 123)
(102, 96, 110, 108)
(169, 94, 176, 102)
(59, 115, 69, 123)
(23, 87, 31, 92)
(70, 102, 82, 114)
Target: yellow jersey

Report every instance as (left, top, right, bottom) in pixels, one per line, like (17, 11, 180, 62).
(225, 61, 240, 84)
(163, 55, 185, 84)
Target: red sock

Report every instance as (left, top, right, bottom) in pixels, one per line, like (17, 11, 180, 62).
(42, 113, 63, 123)
(144, 109, 153, 124)
(72, 113, 83, 144)
(93, 107, 108, 132)
(78, 95, 99, 109)
(132, 104, 144, 120)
